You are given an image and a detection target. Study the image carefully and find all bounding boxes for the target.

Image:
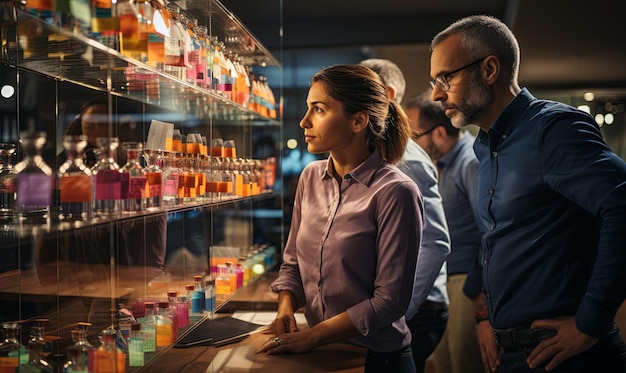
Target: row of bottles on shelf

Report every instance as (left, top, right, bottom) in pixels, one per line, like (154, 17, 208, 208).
(4, 0, 278, 118)
(0, 244, 277, 372)
(0, 131, 277, 223)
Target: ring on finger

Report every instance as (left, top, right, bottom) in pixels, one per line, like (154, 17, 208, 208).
(273, 337, 284, 346)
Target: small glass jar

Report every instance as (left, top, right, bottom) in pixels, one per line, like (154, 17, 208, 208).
(58, 135, 93, 221)
(14, 131, 53, 221)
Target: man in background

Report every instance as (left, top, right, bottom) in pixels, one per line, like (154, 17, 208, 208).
(404, 90, 484, 373)
(360, 58, 450, 373)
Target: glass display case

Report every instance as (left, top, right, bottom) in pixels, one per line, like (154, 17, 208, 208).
(0, 0, 282, 371)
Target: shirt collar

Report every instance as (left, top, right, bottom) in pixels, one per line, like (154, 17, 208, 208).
(477, 87, 535, 148)
(323, 149, 385, 186)
(438, 131, 473, 170)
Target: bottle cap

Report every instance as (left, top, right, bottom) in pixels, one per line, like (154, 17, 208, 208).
(167, 291, 177, 297)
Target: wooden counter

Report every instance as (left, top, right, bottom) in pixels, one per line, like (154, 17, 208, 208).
(145, 324, 367, 373)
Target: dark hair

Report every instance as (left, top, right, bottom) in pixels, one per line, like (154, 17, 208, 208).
(431, 15, 520, 83)
(359, 58, 406, 104)
(310, 64, 410, 163)
(404, 89, 459, 136)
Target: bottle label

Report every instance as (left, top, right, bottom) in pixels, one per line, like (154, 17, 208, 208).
(128, 337, 145, 366)
(16, 173, 52, 206)
(128, 176, 148, 199)
(141, 328, 156, 352)
(60, 175, 92, 202)
(155, 324, 172, 347)
(0, 356, 19, 367)
(95, 170, 122, 199)
(146, 172, 162, 197)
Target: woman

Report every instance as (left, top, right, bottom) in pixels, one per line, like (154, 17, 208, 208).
(256, 64, 423, 372)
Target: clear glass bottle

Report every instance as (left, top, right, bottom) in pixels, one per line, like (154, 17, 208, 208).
(127, 324, 144, 367)
(165, 291, 179, 338)
(205, 278, 215, 314)
(215, 264, 231, 302)
(120, 142, 147, 213)
(63, 323, 92, 373)
(14, 131, 53, 220)
(142, 149, 163, 210)
(91, 328, 125, 373)
(27, 325, 52, 372)
(161, 151, 181, 207)
(139, 302, 156, 353)
(0, 322, 21, 373)
(91, 137, 122, 216)
(174, 291, 189, 329)
(190, 275, 205, 316)
(58, 135, 92, 221)
(0, 143, 17, 220)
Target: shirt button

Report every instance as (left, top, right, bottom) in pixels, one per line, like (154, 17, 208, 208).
(492, 151, 498, 157)
(489, 188, 494, 195)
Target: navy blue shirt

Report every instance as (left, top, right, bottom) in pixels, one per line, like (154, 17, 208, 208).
(474, 88, 626, 338)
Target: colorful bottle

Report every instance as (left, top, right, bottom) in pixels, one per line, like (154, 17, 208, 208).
(190, 275, 205, 315)
(165, 291, 180, 337)
(139, 302, 156, 353)
(63, 323, 92, 373)
(204, 278, 215, 313)
(59, 135, 92, 221)
(120, 142, 147, 213)
(0, 322, 21, 373)
(91, 328, 125, 373)
(14, 131, 53, 220)
(174, 292, 189, 329)
(0, 143, 17, 220)
(143, 150, 163, 209)
(127, 324, 144, 367)
(215, 264, 231, 302)
(155, 302, 173, 348)
(91, 137, 122, 216)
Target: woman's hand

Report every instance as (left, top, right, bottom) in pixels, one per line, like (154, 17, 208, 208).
(270, 311, 299, 335)
(255, 330, 315, 355)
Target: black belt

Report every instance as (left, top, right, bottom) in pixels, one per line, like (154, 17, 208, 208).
(494, 328, 557, 351)
(418, 300, 447, 311)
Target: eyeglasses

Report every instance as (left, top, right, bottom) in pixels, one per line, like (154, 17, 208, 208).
(429, 57, 488, 91)
(411, 125, 440, 141)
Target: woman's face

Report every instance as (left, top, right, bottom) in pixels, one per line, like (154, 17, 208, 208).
(81, 104, 110, 146)
(299, 82, 357, 155)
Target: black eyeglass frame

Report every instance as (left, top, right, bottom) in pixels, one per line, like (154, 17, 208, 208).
(411, 124, 441, 141)
(429, 56, 488, 91)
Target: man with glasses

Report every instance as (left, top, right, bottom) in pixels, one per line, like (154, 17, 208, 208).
(360, 58, 451, 373)
(430, 15, 626, 372)
(405, 89, 485, 373)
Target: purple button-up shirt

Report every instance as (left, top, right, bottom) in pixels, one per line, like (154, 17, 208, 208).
(271, 150, 423, 352)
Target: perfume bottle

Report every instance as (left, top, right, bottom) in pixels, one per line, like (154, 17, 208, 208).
(161, 151, 181, 207)
(120, 142, 147, 213)
(166, 291, 180, 337)
(58, 135, 92, 221)
(142, 149, 163, 210)
(27, 325, 52, 372)
(91, 328, 125, 373)
(0, 143, 17, 220)
(14, 131, 53, 220)
(91, 137, 122, 216)
(63, 323, 92, 373)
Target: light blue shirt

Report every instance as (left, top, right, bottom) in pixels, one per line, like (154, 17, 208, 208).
(397, 140, 451, 319)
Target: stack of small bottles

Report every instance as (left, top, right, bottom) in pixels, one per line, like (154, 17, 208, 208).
(16, 0, 278, 116)
(1, 129, 277, 224)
